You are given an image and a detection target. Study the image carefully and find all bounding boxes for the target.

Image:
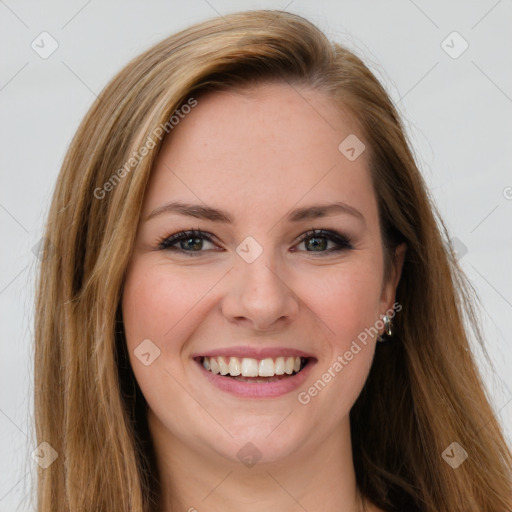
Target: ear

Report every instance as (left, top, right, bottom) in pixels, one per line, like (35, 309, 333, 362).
(380, 242, 407, 312)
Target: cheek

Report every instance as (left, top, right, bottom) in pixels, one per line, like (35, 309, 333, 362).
(294, 269, 382, 418)
(122, 262, 214, 347)
(120, 263, 206, 420)
(122, 265, 176, 347)
(121, 261, 228, 388)
(301, 262, 384, 348)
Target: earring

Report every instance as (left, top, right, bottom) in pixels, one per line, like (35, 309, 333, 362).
(377, 315, 393, 342)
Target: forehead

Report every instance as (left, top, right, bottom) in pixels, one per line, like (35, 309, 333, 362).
(142, 82, 377, 227)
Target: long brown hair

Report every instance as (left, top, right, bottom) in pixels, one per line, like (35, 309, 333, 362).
(34, 9, 512, 511)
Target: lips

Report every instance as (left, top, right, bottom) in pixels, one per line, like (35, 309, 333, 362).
(194, 347, 315, 360)
(191, 346, 316, 398)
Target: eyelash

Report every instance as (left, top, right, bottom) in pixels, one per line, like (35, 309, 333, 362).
(156, 228, 353, 257)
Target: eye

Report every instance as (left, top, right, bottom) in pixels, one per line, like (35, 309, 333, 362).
(157, 229, 219, 256)
(156, 228, 353, 257)
(294, 229, 353, 255)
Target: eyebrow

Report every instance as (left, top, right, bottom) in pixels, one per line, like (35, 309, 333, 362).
(145, 200, 366, 225)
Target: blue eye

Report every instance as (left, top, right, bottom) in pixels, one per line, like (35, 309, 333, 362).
(157, 228, 353, 256)
(157, 229, 217, 255)
(295, 229, 353, 254)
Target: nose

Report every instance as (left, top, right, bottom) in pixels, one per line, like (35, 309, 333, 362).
(221, 250, 299, 332)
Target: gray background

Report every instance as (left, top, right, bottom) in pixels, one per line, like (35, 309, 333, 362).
(1, 1, 511, 510)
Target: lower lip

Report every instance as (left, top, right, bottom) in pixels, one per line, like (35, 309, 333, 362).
(194, 359, 316, 398)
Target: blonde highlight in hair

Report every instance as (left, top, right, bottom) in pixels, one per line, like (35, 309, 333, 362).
(34, 10, 511, 511)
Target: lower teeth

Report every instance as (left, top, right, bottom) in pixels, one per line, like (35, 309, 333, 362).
(230, 373, 296, 383)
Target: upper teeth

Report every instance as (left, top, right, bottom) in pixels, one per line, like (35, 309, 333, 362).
(203, 356, 302, 377)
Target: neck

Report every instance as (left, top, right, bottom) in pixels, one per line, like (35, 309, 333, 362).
(148, 410, 365, 512)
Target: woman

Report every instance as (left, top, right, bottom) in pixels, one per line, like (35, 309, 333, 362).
(34, 9, 512, 512)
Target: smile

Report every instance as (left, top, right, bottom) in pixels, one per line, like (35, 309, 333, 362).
(202, 355, 308, 380)
(193, 351, 315, 398)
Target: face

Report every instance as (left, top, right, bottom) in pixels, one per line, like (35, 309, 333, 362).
(122, 82, 404, 466)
